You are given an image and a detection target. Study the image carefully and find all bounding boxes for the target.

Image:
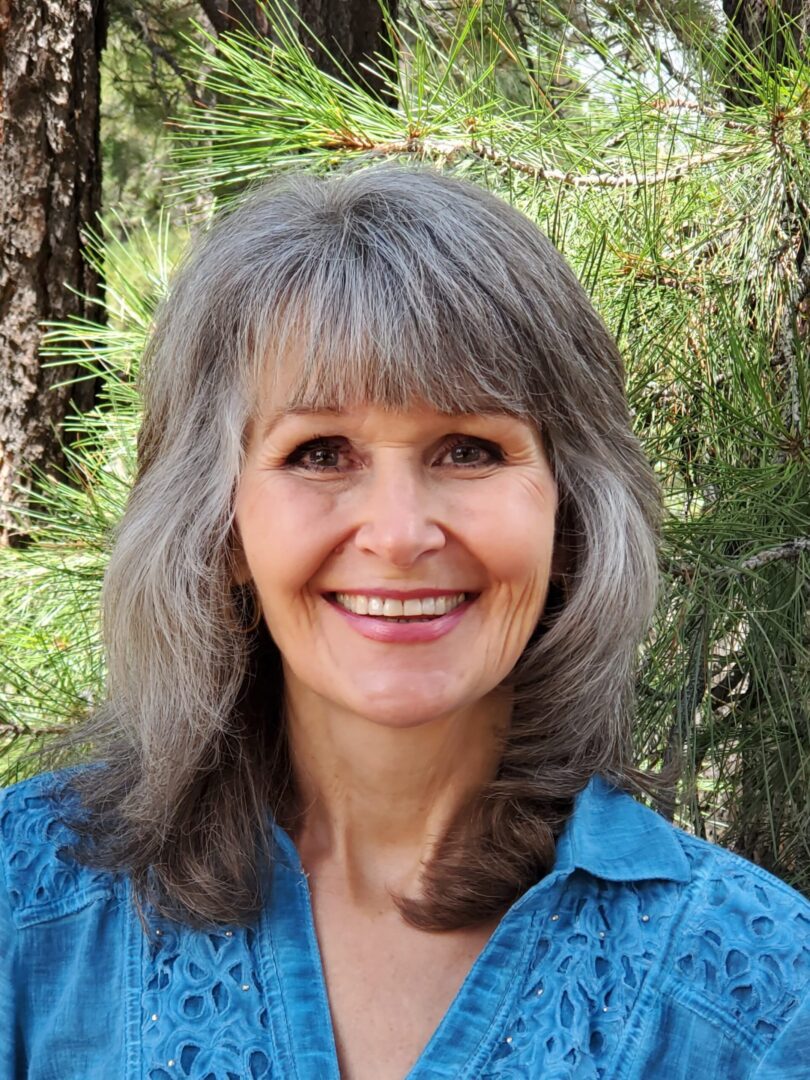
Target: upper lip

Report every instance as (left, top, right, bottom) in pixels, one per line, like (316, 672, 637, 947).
(325, 588, 476, 600)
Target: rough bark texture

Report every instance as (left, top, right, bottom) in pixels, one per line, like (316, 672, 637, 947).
(0, 0, 106, 544)
(202, 0, 398, 104)
(297, 0, 397, 103)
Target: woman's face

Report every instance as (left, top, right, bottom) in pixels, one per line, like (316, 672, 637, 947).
(234, 369, 559, 730)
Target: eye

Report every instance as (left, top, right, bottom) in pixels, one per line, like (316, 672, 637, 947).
(284, 436, 349, 472)
(439, 436, 504, 469)
(283, 433, 504, 473)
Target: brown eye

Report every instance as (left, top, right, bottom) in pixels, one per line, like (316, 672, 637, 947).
(285, 437, 347, 472)
(440, 437, 503, 468)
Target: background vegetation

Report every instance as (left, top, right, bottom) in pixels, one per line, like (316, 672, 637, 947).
(2, 0, 809, 896)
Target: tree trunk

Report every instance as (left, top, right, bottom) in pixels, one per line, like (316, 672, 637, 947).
(201, 0, 398, 104)
(0, 0, 106, 545)
(722, 0, 810, 104)
(199, 1, 271, 38)
(296, 0, 398, 104)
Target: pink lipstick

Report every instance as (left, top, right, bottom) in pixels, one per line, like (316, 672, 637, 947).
(323, 593, 477, 643)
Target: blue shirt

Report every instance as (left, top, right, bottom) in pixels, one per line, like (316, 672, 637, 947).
(2, 768, 809, 1079)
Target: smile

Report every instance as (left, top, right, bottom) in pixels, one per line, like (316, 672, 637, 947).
(332, 592, 468, 620)
(324, 592, 479, 643)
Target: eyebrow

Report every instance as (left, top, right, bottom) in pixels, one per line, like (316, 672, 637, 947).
(260, 406, 520, 442)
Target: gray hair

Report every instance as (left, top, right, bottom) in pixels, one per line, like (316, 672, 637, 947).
(56, 161, 662, 930)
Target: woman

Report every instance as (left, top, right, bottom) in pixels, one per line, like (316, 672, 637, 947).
(1, 163, 808, 1080)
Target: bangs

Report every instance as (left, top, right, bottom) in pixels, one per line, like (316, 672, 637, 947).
(249, 217, 537, 421)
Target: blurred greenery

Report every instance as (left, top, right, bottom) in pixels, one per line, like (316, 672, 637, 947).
(2, 0, 808, 895)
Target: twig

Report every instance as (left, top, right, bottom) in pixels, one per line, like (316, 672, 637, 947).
(198, 0, 228, 35)
(772, 248, 810, 446)
(668, 537, 810, 581)
(363, 136, 757, 188)
(739, 537, 810, 571)
(0, 722, 68, 738)
(648, 97, 758, 132)
(127, 9, 201, 106)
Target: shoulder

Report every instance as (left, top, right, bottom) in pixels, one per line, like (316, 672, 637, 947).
(662, 826, 810, 1050)
(0, 766, 121, 929)
(673, 823, 810, 952)
(497, 806, 810, 1076)
(674, 823, 810, 923)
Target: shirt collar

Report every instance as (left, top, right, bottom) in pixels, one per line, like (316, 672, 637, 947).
(552, 774, 691, 884)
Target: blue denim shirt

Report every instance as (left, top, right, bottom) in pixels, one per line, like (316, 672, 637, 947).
(2, 767, 809, 1079)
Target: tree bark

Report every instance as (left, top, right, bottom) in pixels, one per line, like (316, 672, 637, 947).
(0, 0, 106, 544)
(199, 0, 270, 37)
(296, 0, 397, 103)
(722, 0, 810, 104)
(202, 0, 398, 104)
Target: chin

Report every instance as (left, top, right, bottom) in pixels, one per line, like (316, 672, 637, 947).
(346, 688, 461, 730)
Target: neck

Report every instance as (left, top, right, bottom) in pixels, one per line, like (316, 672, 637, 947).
(282, 671, 511, 909)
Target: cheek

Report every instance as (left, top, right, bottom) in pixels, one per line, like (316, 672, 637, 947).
(235, 478, 342, 593)
(461, 482, 556, 589)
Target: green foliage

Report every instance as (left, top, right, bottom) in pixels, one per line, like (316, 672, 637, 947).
(101, 1, 207, 220)
(3, 0, 809, 892)
(0, 217, 178, 782)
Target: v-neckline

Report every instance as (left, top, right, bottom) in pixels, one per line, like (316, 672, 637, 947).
(260, 822, 557, 1079)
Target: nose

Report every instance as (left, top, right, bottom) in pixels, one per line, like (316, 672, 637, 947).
(352, 460, 446, 567)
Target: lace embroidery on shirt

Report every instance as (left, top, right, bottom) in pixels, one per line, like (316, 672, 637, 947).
(480, 836, 810, 1077)
(672, 840, 810, 1044)
(142, 919, 273, 1080)
(479, 872, 686, 1079)
(0, 772, 116, 922)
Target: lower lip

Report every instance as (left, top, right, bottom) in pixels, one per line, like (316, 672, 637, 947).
(324, 595, 477, 643)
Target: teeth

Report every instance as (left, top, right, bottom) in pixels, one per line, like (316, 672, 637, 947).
(333, 592, 467, 618)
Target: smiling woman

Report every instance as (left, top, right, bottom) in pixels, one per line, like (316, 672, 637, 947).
(2, 163, 809, 1080)
(234, 401, 558, 727)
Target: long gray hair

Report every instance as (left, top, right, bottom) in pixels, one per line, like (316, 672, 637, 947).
(56, 161, 662, 931)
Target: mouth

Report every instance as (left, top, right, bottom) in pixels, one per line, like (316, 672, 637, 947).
(324, 592, 479, 622)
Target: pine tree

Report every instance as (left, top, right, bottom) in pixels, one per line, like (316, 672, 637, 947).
(2, 0, 808, 896)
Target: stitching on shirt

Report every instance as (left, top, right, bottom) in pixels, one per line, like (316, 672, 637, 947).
(458, 909, 541, 1079)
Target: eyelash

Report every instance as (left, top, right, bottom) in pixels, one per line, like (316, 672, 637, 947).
(284, 435, 504, 473)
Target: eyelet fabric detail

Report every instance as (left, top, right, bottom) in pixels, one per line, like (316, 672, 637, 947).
(477, 834, 810, 1077)
(0, 769, 119, 928)
(3, 768, 810, 1079)
(142, 920, 274, 1080)
(478, 872, 686, 1077)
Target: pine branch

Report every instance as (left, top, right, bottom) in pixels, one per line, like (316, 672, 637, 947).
(649, 97, 759, 132)
(0, 723, 69, 738)
(739, 537, 810, 571)
(667, 538, 810, 581)
(361, 135, 758, 188)
(772, 247, 810, 445)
